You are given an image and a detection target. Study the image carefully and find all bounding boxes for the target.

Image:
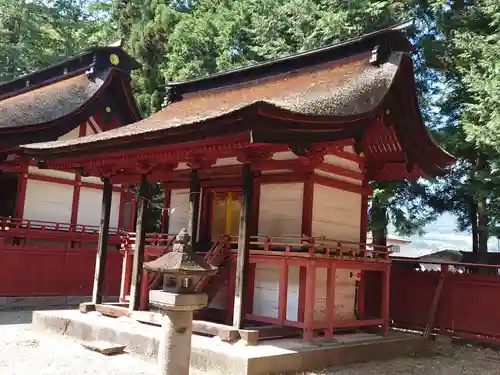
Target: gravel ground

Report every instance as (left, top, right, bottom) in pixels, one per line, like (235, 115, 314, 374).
(0, 311, 158, 375)
(307, 344, 500, 375)
(1, 311, 500, 375)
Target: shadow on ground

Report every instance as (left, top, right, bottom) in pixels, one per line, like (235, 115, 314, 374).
(0, 311, 33, 325)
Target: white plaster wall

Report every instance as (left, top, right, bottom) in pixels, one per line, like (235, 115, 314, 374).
(77, 187, 120, 228)
(80, 176, 104, 184)
(57, 126, 80, 141)
(258, 183, 304, 237)
(213, 157, 241, 167)
(23, 180, 73, 224)
(28, 166, 75, 181)
(323, 154, 361, 173)
(168, 189, 190, 235)
(286, 266, 300, 321)
(252, 263, 358, 322)
(314, 268, 358, 322)
(314, 169, 362, 186)
(209, 285, 227, 310)
(311, 184, 361, 243)
(252, 263, 280, 319)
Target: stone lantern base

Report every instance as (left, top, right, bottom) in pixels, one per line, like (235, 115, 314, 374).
(150, 290, 208, 375)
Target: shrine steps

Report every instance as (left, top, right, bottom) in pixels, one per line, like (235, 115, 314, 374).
(32, 309, 431, 375)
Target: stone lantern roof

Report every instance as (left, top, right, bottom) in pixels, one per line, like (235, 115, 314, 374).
(143, 229, 216, 277)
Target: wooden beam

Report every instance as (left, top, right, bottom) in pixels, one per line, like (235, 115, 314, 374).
(424, 264, 447, 338)
(188, 168, 201, 244)
(303, 261, 316, 340)
(297, 266, 307, 322)
(161, 184, 171, 233)
(92, 177, 112, 304)
(325, 265, 336, 339)
(232, 163, 253, 329)
(128, 175, 151, 312)
(381, 266, 392, 336)
(70, 175, 82, 225)
(15, 166, 28, 218)
(278, 259, 289, 324)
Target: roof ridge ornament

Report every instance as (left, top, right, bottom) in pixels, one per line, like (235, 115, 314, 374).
(163, 81, 183, 108)
(370, 43, 392, 67)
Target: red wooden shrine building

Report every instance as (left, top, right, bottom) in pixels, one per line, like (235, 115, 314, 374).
(20, 23, 455, 340)
(0, 45, 141, 299)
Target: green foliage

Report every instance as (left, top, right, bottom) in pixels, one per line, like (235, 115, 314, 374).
(163, 0, 415, 80)
(414, 0, 500, 252)
(113, 0, 182, 115)
(0, 0, 117, 82)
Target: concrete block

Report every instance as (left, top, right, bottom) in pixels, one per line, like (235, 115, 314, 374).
(191, 346, 249, 375)
(247, 352, 302, 375)
(238, 330, 259, 346)
(79, 303, 96, 313)
(81, 340, 126, 355)
(32, 310, 432, 375)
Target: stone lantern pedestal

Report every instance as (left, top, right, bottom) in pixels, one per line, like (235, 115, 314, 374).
(144, 228, 216, 375)
(149, 291, 208, 375)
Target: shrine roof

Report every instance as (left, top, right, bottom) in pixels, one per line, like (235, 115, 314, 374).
(0, 45, 141, 146)
(21, 23, 412, 148)
(20, 22, 455, 179)
(0, 71, 110, 130)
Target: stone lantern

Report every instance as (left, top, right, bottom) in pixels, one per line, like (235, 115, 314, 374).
(144, 228, 217, 375)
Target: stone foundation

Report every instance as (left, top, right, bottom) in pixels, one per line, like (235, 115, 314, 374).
(32, 309, 432, 375)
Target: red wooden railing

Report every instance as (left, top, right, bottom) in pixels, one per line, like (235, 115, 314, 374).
(119, 233, 232, 306)
(119, 231, 391, 339)
(195, 239, 230, 291)
(0, 216, 122, 249)
(120, 232, 181, 257)
(226, 234, 391, 261)
(0, 216, 120, 235)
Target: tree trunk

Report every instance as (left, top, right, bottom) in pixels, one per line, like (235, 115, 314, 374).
(476, 154, 489, 255)
(371, 204, 388, 248)
(469, 197, 479, 253)
(477, 196, 489, 254)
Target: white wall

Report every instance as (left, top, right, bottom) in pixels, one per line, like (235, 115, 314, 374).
(209, 285, 228, 310)
(57, 126, 80, 141)
(23, 180, 74, 224)
(258, 183, 304, 237)
(28, 166, 75, 181)
(251, 263, 358, 322)
(311, 184, 361, 242)
(77, 187, 120, 228)
(168, 188, 190, 235)
(252, 263, 280, 319)
(314, 268, 358, 322)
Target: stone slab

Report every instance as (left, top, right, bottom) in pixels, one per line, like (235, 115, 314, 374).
(149, 291, 207, 311)
(32, 309, 431, 375)
(81, 340, 126, 355)
(133, 311, 241, 342)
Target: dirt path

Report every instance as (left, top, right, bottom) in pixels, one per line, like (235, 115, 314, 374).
(1, 311, 500, 375)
